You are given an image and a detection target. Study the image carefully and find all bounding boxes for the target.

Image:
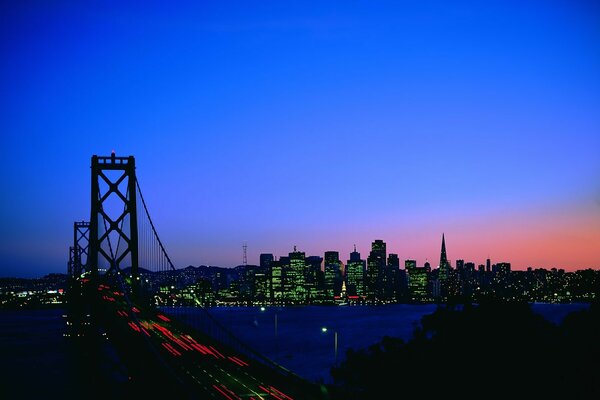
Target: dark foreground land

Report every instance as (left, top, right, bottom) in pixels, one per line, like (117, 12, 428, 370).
(330, 301, 600, 399)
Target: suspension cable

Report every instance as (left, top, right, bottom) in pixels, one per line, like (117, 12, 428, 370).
(135, 178, 176, 271)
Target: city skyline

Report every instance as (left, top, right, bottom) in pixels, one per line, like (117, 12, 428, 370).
(1, 1, 599, 277)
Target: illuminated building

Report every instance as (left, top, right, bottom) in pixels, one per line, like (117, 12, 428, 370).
(305, 255, 324, 301)
(253, 267, 270, 303)
(496, 262, 511, 275)
(439, 233, 449, 281)
(346, 245, 366, 298)
(324, 251, 341, 299)
(406, 259, 428, 301)
(271, 260, 284, 303)
(367, 240, 386, 301)
(287, 247, 307, 303)
(386, 253, 400, 300)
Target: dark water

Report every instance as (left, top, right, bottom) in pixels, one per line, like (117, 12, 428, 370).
(0, 308, 129, 398)
(0, 303, 590, 394)
(0, 309, 70, 397)
(196, 303, 590, 383)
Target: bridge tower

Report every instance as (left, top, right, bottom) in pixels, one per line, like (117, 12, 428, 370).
(71, 221, 90, 277)
(88, 153, 139, 294)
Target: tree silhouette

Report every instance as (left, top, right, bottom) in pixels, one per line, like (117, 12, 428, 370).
(331, 301, 600, 399)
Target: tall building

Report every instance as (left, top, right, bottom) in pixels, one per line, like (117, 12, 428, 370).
(496, 262, 511, 274)
(305, 255, 323, 300)
(346, 245, 366, 298)
(260, 253, 274, 269)
(279, 256, 292, 303)
(324, 251, 341, 299)
(387, 254, 399, 267)
(367, 240, 387, 300)
(386, 253, 400, 300)
(271, 260, 284, 303)
(371, 240, 386, 257)
(439, 233, 449, 281)
(406, 259, 428, 301)
(287, 247, 307, 303)
(253, 267, 270, 303)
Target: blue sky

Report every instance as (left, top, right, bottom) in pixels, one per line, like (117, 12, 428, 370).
(1, 1, 599, 277)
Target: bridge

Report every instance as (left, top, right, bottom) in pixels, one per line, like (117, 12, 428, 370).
(65, 153, 327, 399)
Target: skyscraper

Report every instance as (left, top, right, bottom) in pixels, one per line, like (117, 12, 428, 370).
(271, 260, 283, 304)
(305, 255, 323, 301)
(367, 240, 387, 301)
(439, 233, 449, 281)
(346, 245, 366, 298)
(324, 251, 341, 299)
(287, 246, 307, 303)
(260, 253, 274, 269)
(406, 259, 428, 301)
(386, 253, 400, 300)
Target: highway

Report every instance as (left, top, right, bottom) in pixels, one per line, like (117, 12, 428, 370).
(93, 282, 317, 399)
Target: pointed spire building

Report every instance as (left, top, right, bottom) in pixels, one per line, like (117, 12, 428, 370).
(439, 233, 449, 281)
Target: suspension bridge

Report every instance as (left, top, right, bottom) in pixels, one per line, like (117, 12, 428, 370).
(65, 153, 326, 399)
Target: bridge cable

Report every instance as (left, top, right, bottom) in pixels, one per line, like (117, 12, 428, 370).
(135, 178, 176, 271)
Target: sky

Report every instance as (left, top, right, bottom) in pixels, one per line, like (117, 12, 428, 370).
(1, 1, 599, 277)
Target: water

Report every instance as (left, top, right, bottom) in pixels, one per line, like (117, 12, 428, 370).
(0, 308, 70, 397)
(0, 303, 590, 395)
(0, 308, 129, 398)
(178, 303, 590, 383)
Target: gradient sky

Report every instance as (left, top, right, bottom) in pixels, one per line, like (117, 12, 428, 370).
(1, 1, 599, 277)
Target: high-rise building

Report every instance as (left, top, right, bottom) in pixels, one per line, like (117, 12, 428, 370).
(367, 240, 387, 300)
(305, 255, 323, 300)
(465, 262, 475, 272)
(279, 256, 292, 302)
(371, 240, 386, 257)
(271, 260, 283, 303)
(496, 262, 511, 274)
(254, 267, 270, 303)
(324, 251, 341, 299)
(386, 253, 400, 300)
(260, 253, 274, 269)
(406, 259, 428, 301)
(287, 247, 307, 303)
(424, 261, 431, 272)
(439, 233, 449, 281)
(349, 245, 362, 262)
(346, 245, 366, 298)
(486, 258, 491, 273)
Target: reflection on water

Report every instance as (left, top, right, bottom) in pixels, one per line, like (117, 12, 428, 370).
(175, 303, 589, 383)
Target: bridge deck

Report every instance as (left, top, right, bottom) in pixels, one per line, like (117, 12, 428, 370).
(83, 281, 323, 399)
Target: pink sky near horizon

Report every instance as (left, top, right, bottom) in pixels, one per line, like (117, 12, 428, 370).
(170, 199, 600, 272)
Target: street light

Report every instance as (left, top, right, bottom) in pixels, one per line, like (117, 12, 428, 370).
(261, 307, 278, 360)
(321, 326, 338, 364)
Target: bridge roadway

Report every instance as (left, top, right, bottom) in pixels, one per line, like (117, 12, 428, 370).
(89, 281, 323, 399)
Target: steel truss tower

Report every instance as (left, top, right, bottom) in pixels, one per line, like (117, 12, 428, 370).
(88, 153, 139, 293)
(73, 221, 90, 276)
